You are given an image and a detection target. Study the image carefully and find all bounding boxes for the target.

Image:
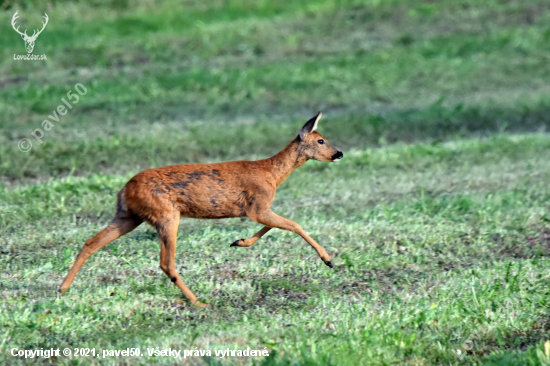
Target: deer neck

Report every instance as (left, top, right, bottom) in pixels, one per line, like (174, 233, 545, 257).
(267, 137, 308, 186)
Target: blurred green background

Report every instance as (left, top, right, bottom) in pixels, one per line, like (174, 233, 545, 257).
(1, 1, 550, 365)
(1, 0, 550, 181)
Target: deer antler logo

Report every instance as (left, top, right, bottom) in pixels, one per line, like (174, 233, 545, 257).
(11, 11, 48, 54)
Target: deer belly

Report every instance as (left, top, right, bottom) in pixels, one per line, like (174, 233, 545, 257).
(175, 193, 245, 219)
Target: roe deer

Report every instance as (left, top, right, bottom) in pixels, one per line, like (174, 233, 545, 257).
(59, 112, 343, 306)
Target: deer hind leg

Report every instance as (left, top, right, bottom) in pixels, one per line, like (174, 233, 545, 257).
(59, 215, 142, 294)
(230, 226, 272, 247)
(249, 210, 333, 268)
(155, 214, 205, 307)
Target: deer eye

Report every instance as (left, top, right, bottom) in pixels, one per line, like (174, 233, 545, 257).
(318, 139, 325, 145)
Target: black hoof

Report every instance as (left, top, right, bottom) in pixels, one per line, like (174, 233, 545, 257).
(325, 261, 333, 268)
(230, 239, 245, 247)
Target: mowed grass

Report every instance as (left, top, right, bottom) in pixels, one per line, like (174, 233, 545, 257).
(1, 0, 550, 365)
(1, 0, 550, 180)
(2, 135, 550, 365)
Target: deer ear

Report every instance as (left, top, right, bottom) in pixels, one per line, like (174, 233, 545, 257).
(299, 112, 322, 140)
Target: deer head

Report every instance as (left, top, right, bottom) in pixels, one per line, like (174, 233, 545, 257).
(298, 112, 344, 162)
(11, 11, 49, 54)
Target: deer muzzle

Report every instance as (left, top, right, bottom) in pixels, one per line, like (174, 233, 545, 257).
(331, 151, 343, 162)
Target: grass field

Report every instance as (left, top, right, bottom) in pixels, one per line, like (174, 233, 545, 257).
(1, 0, 550, 365)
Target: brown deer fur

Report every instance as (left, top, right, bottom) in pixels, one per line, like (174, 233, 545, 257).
(59, 113, 343, 306)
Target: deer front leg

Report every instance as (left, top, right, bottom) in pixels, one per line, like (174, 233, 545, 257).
(248, 210, 333, 268)
(230, 226, 272, 247)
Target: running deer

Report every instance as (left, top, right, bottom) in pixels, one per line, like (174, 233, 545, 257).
(59, 113, 343, 306)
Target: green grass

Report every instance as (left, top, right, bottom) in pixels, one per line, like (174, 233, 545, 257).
(1, 0, 550, 364)
(2, 0, 550, 180)
(2, 135, 550, 365)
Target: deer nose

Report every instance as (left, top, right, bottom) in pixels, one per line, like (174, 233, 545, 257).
(331, 151, 343, 162)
